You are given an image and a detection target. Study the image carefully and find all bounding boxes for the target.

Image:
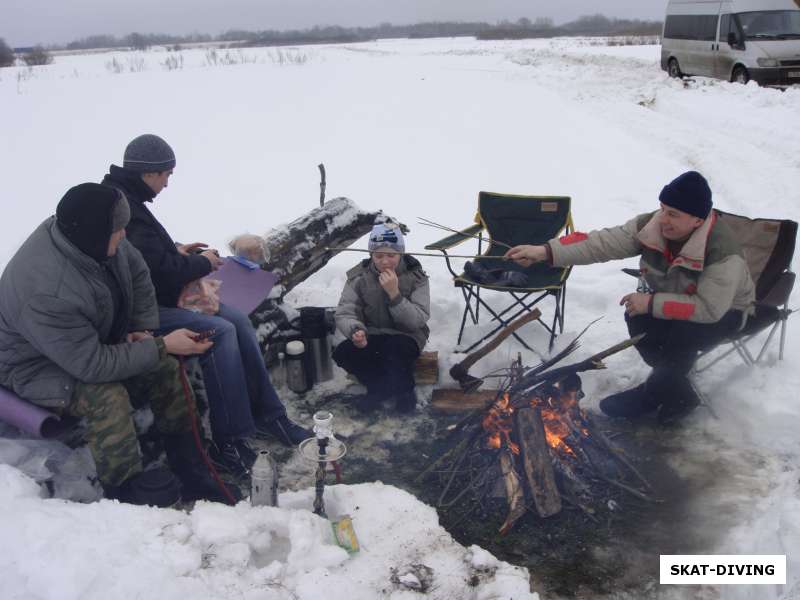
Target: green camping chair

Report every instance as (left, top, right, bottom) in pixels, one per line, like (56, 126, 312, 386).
(694, 210, 797, 372)
(425, 191, 574, 353)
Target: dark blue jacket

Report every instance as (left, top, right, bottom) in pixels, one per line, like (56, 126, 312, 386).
(102, 165, 212, 307)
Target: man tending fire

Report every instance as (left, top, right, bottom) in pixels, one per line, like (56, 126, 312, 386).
(505, 171, 755, 425)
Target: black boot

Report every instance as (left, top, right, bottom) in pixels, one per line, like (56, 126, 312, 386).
(163, 432, 242, 504)
(394, 390, 417, 414)
(655, 380, 701, 426)
(103, 466, 181, 508)
(256, 415, 314, 446)
(598, 383, 659, 418)
(648, 368, 701, 426)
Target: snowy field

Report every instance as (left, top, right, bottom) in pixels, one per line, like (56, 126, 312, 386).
(1, 36, 800, 599)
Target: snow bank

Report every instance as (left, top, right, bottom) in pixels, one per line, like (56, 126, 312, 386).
(0, 466, 536, 600)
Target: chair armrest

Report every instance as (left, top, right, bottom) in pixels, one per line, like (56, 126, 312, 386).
(425, 223, 483, 251)
(759, 271, 795, 307)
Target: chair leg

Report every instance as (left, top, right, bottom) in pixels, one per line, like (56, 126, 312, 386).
(694, 344, 742, 374)
(755, 321, 781, 364)
(733, 339, 756, 365)
(779, 314, 788, 361)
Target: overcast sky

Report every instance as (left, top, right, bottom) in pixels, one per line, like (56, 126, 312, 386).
(4, 0, 667, 47)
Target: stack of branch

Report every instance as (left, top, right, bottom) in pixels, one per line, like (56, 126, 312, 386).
(416, 332, 656, 535)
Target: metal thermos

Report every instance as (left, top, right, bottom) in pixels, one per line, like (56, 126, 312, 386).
(285, 341, 309, 393)
(300, 307, 334, 385)
(251, 450, 279, 507)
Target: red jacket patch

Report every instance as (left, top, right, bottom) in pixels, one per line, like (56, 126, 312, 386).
(559, 232, 588, 245)
(685, 283, 698, 295)
(663, 301, 695, 320)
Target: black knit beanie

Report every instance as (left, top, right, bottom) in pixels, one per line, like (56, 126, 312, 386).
(123, 134, 176, 173)
(658, 171, 713, 219)
(56, 183, 129, 262)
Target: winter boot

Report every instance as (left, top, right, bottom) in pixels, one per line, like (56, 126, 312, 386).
(353, 392, 381, 414)
(394, 390, 417, 414)
(209, 438, 257, 479)
(163, 432, 242, 504)
(598, 383, 659, 418)
(103, 466, 181, 508)
(655, 379, 701, 426)
(646, 368, 701, 426)
(257, 415, 314, 446)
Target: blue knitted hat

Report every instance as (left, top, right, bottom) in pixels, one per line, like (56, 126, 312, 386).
(658, 171, 712, 219)
(368, 223, 405, 253)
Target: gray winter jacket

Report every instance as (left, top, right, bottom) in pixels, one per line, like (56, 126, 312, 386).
(548, 210, 755, 324)
(0, 218, 162, 409)
(336, 256, 430, 350)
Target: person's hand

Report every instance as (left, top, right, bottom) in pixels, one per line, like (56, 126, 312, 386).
(200, 249, 224, 270)
(378, 269, 400, 299)
(504, 245, 548, 267)
(177, 242, 208, 256)
(126, 331, 153, 343)
(620, 292, 651, 316)
(351, 329, 368, 349)
(163, 328, 214, 355)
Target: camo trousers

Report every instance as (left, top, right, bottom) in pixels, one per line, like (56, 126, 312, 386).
(67, 355, 194, 487)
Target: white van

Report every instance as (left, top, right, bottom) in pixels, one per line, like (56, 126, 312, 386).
(661, 0, 800, 85)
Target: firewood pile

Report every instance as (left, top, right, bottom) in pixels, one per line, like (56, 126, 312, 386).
(416, 332, 656, 535)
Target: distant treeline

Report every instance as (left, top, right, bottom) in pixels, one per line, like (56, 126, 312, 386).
(57, 15, 663, 51)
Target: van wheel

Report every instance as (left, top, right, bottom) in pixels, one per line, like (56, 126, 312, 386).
(732, 66, 749, 84)
(668, 58, 682, 78)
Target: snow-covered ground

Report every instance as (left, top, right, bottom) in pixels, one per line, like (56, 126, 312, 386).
(1, 36, 799, 599)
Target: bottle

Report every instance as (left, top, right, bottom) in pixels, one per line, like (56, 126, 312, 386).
(285, 340, 309, 393)
(251, 450, 279, 507)
(271, 351, 286, 391)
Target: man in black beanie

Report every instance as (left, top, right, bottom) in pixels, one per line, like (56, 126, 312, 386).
(0, 183, 240, 506)
(505, 171, 755, 425)
(102, 135, 311, 480)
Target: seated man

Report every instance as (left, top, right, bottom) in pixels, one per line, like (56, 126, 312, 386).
(101, 134, 310, 478)
(333, 223, 431, 413)
(505, 171, 755, 425)
(0, 183, 232, 505)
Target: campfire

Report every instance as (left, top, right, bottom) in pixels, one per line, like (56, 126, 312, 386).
(418, 334, 655, 535)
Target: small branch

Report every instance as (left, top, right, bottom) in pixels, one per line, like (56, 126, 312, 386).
(318, 163, 326, 207)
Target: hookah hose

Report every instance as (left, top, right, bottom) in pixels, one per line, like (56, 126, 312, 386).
(178, 357, 238, 506)
(332, 460, 343, 484)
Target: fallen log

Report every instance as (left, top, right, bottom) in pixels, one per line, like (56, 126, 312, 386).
(430, 388, 498, 414)
(229, 197, 403, 302)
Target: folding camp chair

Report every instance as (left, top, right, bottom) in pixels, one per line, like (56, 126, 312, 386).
(425, 191, 574, 353)
(694, 210, 797, 372)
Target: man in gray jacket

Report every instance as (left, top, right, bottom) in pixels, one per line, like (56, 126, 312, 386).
(506, 171, 755, 425)
(334, 223, 430, 413)
(0, 183, 234, 505)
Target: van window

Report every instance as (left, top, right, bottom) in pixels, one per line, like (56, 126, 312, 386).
(664, 14, 719, 41)
(736, 10, 800, 39)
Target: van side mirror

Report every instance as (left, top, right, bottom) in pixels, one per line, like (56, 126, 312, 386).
(727, 31, 744, 49)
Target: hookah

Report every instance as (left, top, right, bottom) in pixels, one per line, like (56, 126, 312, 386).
(298, 410, 347, 517)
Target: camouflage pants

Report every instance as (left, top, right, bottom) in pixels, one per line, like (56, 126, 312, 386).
(67, 355, 195, 487)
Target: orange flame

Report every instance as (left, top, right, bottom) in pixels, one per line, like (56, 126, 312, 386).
(482, 393, 519, 455)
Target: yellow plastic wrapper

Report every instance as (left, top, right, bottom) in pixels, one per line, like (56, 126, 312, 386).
(331, 515, 360, 554)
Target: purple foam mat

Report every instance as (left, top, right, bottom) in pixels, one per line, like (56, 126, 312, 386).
(210, 258, 278, 315)
(0, 385, 62, 439)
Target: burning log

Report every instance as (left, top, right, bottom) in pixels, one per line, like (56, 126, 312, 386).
(498, 452, 526, 535)
(515, 406, 561, 518)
